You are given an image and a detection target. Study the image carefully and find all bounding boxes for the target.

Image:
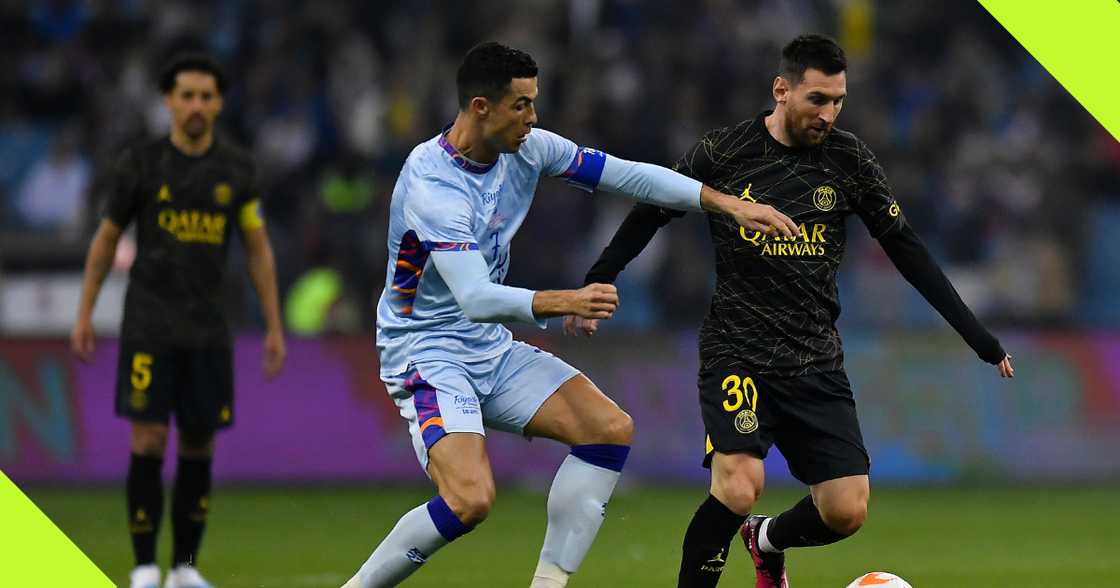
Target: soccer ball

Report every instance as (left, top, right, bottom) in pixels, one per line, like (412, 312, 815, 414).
(845, 572, 913, 588)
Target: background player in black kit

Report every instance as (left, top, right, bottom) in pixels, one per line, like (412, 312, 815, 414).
(70, 54, 286, 588)
(567, 35, 1015, 588)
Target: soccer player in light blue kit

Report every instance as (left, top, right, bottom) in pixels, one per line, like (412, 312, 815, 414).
(342, 42, 798, 588)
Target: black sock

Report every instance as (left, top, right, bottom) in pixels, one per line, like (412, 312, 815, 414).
(171, 456, 212, 567)
(677, 494, 748, 588)
(127, 454, 163, 566)
(766, 495, 846, 550)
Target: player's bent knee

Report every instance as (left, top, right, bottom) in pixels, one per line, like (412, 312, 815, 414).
(711, 479, 760, 515)
(442, 480, 496, 527)
(448, 490, 494, 527)
(820, 501, 867, 537)
(130, 424, 168, 457)
(600, 409, 634, 445)
(178, 430, 215, 457)
(710, 467, 762, 515)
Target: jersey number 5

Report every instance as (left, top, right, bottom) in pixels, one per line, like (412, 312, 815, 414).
(130, 353, 153, 410)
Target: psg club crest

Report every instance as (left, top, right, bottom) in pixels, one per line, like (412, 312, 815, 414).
(214, 182, 233, 206)
(813, 185, 837, 212)
(734, 409, 758, 434)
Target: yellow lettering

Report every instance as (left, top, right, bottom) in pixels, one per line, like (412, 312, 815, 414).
(158, 210, 175, 231)
(199, 214, 212, 235)
(798, 223, 810, 242)
(762, 243, 772, 255)
(157, 210, 227, 244)
(740, 226, 761, 245)
(812, 224, 826, 243)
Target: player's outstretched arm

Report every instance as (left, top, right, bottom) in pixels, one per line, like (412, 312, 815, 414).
(71, 219, 123, 362)
(431, 248, 617, 324)
(594, 155, 797, 238)
(878, 225, 1013, 377)
(563, 184, 795, 338)
(243, 225, 286, 379)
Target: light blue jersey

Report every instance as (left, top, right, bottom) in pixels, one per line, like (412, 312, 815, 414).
(376, 125, 705, 378)
(375, 128, 591, 377)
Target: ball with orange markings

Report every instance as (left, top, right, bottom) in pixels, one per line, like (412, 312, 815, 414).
(845, 571, 913, 588)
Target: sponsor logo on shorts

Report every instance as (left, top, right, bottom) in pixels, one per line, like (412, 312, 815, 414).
(734, 409, 758, 434)
(454, 395, 480, 414)
(453, 395, 479, 407)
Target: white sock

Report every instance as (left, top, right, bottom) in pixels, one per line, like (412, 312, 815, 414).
(758, 517, 781, 553)
(343, 503, 449, 588)
(537, 452, 624, 575)
(529, 560, 569, 588)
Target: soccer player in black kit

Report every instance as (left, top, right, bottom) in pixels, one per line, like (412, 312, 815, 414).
(567, 35, 1015, 587)
(71, 55, 286, 588)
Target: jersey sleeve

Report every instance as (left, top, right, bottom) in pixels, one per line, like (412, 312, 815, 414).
(402, 175, 478, 248)
(525, 127, 610, 193)
(525, 128, 581, 178)
(238, 160, 265, 233)
(852, 140, 907, 239)
(102, 148, 142, 228)
(879, 225, 1006, 364)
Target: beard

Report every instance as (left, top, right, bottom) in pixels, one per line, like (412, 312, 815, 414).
(785, 111, 830, 148)
(183, 114, 209, 139)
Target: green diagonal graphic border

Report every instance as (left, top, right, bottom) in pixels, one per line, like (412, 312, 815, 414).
(0, 470, 114, 586)
(980, 0, 1120, 141)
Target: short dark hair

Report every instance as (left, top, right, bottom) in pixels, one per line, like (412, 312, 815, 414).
(456, 42, 538, 109)
(779, 35, 847, 84)
(159, 53, 227, 94)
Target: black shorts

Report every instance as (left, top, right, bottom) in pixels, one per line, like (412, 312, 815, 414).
(115, 339, 235, 434)
(699, 364, 869, 485)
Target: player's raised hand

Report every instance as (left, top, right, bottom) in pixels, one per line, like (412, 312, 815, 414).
(997, 354, 1014, 378)
(570, 283, 618, 320)
(563, 315, 601, 337)
(70, 317, 96, 363)
(263, 328, 286, 380)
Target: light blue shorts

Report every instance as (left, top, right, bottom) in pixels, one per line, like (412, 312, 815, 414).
(384, 340, 581, 472)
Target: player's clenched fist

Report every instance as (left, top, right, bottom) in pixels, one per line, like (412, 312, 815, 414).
(571, 283, 618, 319)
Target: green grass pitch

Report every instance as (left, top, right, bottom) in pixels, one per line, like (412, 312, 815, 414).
(25, 485, 1120, 587)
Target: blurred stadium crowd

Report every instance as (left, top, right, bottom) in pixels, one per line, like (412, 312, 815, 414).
(2, 0, 1118, 334)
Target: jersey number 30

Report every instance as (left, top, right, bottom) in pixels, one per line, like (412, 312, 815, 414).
(721, 374, 758, 413)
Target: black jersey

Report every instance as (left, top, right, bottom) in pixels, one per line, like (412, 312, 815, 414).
(586, 110, 1004, 376)
(104, 136, 264, 348)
